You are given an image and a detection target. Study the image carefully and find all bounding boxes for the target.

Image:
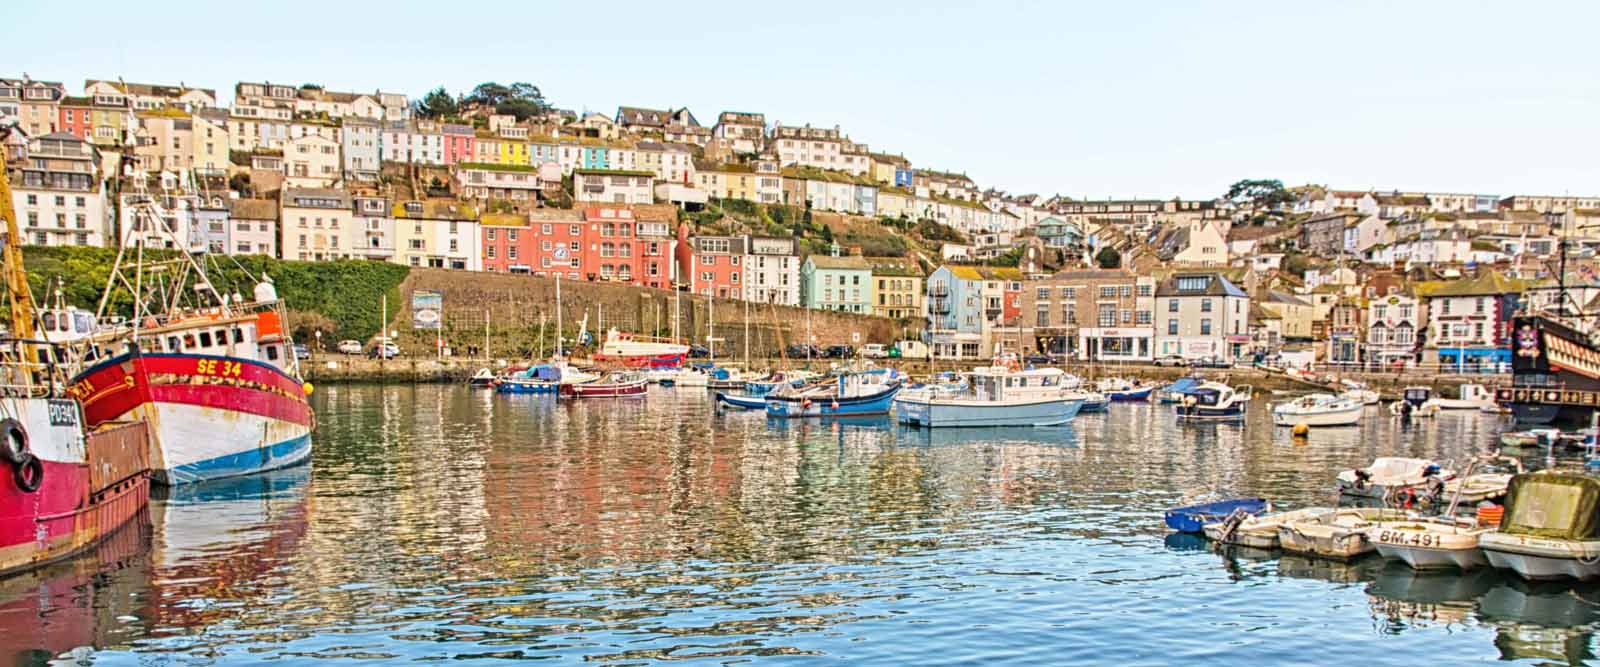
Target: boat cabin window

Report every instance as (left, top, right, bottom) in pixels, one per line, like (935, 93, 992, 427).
(184, 334, 197, 348)
(215, 328, 229, 347)
(74, 312, 93, 334)
(167, 336, 181, 352)
(1195, 391, 1220, 406)
(199, 331, 214, 347)
(41, 311, 56, 331)
(264, 345, 279, 361)
(1041, 376, 1056, 387)
(232, 327, 244, 344)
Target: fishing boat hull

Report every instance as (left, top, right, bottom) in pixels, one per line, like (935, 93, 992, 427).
(1278, 509, 1387, 560)
(715, 393, 768, 410)
(766, 385, 900, 418)
(1076, 395, 1109, 413)
(0, 405, 151, 579)
(495, 379, 559, 394)
(71, 353, 313, 486)
(1480, 535, 1600, 580)
(558, 378, 647, 398)
(894, 396, 1082, 428)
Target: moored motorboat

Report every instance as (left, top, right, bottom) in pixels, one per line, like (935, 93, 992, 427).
(1174, 382, 1252, 422)
(1156, 376, 1201, 404)
(746, 370, 818, 396)
(1426, 383, 1497, 411)
(1204, 507, 1334, 548)
(1278, 507, 1396, 559)
(766, 370, 901, 418)
(1368, 515, 1494, 570)
(1164, 497, 1270, 533)
(496, 363, 597, 394)
(1336, 457, 1453, 501)
(1340, 380, 1380, 405)
(468, 368, 496, 387)
(894, 367, 1083, 428)
(1480, 471, 1600, 580)
(557, 371, 648, 398)
(1272, 393, 1363, 427)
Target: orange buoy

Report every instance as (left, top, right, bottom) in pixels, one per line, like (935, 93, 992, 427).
(1477, 503, 1504, 527)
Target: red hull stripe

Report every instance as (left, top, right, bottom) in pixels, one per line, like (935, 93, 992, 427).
(70, 353, 310, 428)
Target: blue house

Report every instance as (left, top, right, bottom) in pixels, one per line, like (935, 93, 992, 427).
(926, 265, 988, 358)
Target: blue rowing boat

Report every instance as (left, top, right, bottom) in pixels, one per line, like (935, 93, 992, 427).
(1164, 497, 1270, 533)
(715, 392, 768, 410)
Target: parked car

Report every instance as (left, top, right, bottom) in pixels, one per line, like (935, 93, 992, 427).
(337, 339, 362, 355)
(1189, 355, 1230, 369)
(292, 344, 311, 360)
(823, 345, 854, 359)
(893, 340, 930, 360)
(860, 344, 888, 359)
(1153, 354, 1187, 367)
(1022, 353, 1051, 365)
(786, 344, 823, 359)
(688, 344, 711, 359)
(368, 341, 400, 359)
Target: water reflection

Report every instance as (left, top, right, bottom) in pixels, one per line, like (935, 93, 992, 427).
(10, 386, 1600, 664)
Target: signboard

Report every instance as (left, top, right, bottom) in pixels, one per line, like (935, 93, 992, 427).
(412, 290, 443, 330)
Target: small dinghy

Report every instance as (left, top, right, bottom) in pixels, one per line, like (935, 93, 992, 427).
(1480, 471, 1600, 580)
(1336, 457, 1453, 500)
(1272, 393, 1363, 427)
(468, 367, 496, 387)
(1368, 515, 1494, 570)
(1204, 507, 1334, 549)
(715, 392, 769, 410)
(1279, 507, 1396, 560)
(1164, 497, 1270, 533)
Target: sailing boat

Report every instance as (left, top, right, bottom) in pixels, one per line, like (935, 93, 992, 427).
(66, 180, 312, 485)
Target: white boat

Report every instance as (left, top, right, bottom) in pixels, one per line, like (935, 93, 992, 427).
(1339, 380, 1380, 405)
(1426, 383, 1497, 411)
(665, 368, 708, 387)
(1369, 453, 1525, 570)
(894, 367, 1083, 428)
(1368, 516, 1494, 570)
(1204, 507, 1334, 548)
(1336, 457, 1454, 500)
(1278, 507, 1396, 559)
(1272, 393, 1364, 427)
(1481, 472, 1600, 580)
(591, 328, 690, 368)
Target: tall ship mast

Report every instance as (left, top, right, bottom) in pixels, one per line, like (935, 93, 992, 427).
(64, 167, 313, 485)
(1499, 212, 1600, 426)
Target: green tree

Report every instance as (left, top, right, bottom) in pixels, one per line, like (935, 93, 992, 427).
(1225, 179, 1295, 221)
(1095, 245, 1121, 269)
(412, 86, 459, 119)
(466, 82, 550, 121)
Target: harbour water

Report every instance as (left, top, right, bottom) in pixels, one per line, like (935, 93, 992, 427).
(7, 385, 1599, 665)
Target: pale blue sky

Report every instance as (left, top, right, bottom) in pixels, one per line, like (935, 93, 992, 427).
(6, 1, 1598, 199)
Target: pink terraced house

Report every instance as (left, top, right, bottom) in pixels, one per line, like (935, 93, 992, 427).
(442, 124, 476, 165)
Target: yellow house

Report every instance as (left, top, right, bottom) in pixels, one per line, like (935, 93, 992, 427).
(693, 160, 758, 201)
(1261, 290, 1315, 340)
(191, 109, 230, 174)
(499, 138, 530, 166)
(867, 256, 925, 320)
(474, 133, 503, 164)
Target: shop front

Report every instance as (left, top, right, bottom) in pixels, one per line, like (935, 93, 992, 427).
(1436, 347, 1510, 374)
(1079, 327, 1153, 362)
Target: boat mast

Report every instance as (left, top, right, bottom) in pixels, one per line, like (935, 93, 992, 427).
(744, 297, 750, 365)
(0, 136, 37, 339)
(555, 273, 563, 359)
(708, 293, 715, 363)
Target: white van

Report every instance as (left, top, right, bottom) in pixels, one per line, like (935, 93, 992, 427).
(860, 343, 888, 359)
(893, 340, 930, 360)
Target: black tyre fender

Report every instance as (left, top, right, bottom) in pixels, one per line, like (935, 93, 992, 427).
(0, 418, 27, 464)
(13, 453, 42, 493)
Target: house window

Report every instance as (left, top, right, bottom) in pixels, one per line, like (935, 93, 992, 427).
(1167, 319, 1178, 335)
(1167, 299, 1178, 313)
(1200, 319, 1212, 335)
(1098, 304, 1115, 327)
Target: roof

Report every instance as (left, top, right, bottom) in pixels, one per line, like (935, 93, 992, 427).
(228, 198, 278, 220)
(866, 256, 924, 277)
(1045, 269, 1135, 281)
(479, 213, 528, 228)
(393, 199, 478, 220)
(1425, 271, 1529, 298)
(1266, 290, 1312, 307)
(1155, 273, 1249, 298)
(616, 106, 671, 127)
(282, 188, 351, 208)
(574, 168, 654, 178)
(806, 254, 872, 270)
(976, 267, 1024, 281)
(456, 161, 542, 174)
(527, 208, 582, 223)
(630, 204, 679, 223)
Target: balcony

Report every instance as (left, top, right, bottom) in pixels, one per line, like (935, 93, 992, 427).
(929, 284, 950, 297)
(930, 297, 950, 314)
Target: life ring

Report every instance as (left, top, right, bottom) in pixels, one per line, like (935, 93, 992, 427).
(830, 400, 840, 410)
(802, 398, 813, 410)
(12, 453, 42, 493)
(1393, 488, 1416, 509)
(0, 418, 27, 464)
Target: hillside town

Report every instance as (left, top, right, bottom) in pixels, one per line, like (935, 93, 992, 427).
(4, 74, 1595, 372)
